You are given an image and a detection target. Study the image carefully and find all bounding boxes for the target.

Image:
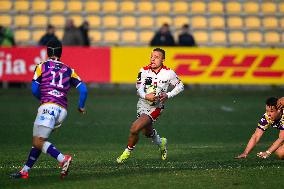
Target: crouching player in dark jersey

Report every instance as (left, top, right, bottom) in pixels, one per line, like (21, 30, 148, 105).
(236, 97, 284, 160)
(11, 39, 88, 179)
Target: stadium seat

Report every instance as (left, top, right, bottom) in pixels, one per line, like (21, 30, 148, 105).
(261, 2, 276, 14)
(244, 16, 261, 29)
(85, 1, 100, 13)
(173, 16, 190, 29)
(69, 15, 83, 27)
(49, 15, 65, 28)
(191, 1, 206, 14)
(138, 16, 154, 29)
(121, 30, 137, 43)
(280, 2, 284, 13)
(226, 2, 241, 14)
(228, 31, 245, 44)
(247, 31, 262, 44)
(155, 1, 171, 14)
(120, 1, 136, 13)
(120, 16, 136, 29)
(0, 0, 12, 12)
(280, 17, 284, 28)
(67, 1, 83, 13)
(49, 0, 65, 13)
(0, 14, 12, 27)
(103, 15, 119, 28)
(208, 1, 224, 14)
(211, 31, 226, 44)
(173, 1, 188, 14)
(193, 31, 208, 45)
(56, 29, 64, 40)
(243, 2, 259, 14)
(15, 29, 30, 44)
(14, 0, 30, 12)
(32, 30, 45, 43)
(208, 16, 225, 29)
(262, 17, 278, 30)
(156, 16, 172, 27)
(264, 32, 280, 45)
(103, 30, 119, 44)
(31, 15, 48, 28)
(137, 1, 153, 13)
(102, 1, 118, 13)
(191, 16, 207, 29)
(227, 16, 243, 29)
(14, 15, 30, 28)
(31, 1, 48, 12)
(89, 30, 101, 42)
(86, 15, 101, 28)
(139, 30, 153, 44)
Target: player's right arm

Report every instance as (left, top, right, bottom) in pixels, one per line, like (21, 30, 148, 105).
(136, 68, 157, 102)
(236, 128, 264, 159)
(236, 114, 270, 159)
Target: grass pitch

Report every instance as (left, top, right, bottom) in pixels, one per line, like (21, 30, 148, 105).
(0, 87, 284, 189)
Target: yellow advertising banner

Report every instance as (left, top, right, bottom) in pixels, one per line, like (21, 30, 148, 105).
(111, 47, 284, 85)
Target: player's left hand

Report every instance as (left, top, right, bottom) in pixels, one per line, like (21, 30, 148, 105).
(277, 97, 284, 109)
(257, 151, 270, 159)
(159, 92, 168, 103)
(78, 107, 86, 114)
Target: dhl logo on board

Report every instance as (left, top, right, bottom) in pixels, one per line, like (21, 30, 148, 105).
(111, 47, 284, 85)
(174, 54, 282, 78)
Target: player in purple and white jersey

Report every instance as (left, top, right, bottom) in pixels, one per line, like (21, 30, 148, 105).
(236, 97, 284, 160)
(11, 39, 88, 179)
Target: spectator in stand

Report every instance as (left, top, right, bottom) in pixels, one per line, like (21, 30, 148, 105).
(79, 21, 90, 47)
(0, 25, 15, 47)
(150, 23, 175, 46)
(178, 24, 196, 47)
(62, 19, 84, 46)
(38, 25, 59, 46)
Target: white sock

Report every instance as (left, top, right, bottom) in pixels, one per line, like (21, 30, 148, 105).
(41, 141, 51, 153)
(21, 165, 30, 173)
(151, 129, 162, 146)
(57, 153, 65, 163)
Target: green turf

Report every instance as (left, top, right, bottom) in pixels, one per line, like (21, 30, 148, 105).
(0, 87, 284, 189)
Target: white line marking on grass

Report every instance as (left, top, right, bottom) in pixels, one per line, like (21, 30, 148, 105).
(221, 105, 234, 112)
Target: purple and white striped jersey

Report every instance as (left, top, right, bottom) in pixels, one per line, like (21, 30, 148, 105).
(33, 59, 82, 109)
(258, 113, 284, 131)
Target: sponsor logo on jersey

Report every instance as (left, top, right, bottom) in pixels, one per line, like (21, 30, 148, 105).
(48, 89, 64, 98)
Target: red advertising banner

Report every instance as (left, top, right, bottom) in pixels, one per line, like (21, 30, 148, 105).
(0, 47, 110, 83)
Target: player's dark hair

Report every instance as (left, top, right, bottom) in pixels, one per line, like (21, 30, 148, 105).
(47, 39, 62, 59)
(153, 48, 165, 59)
(266, 97, 278, 107)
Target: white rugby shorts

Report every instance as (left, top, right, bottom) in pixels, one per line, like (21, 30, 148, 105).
(34, 103, 67, 130)
(137, 100, 163, 122)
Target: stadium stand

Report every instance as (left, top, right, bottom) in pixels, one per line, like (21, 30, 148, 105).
(0, 0, 282, 47)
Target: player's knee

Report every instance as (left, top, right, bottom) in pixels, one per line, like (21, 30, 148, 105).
(275, 150, 284, 160)
(130, 124, 140, 135)
(32, 137, 45, 150)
